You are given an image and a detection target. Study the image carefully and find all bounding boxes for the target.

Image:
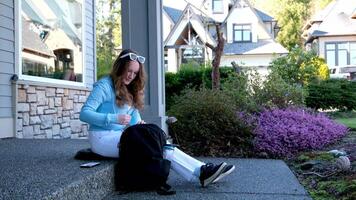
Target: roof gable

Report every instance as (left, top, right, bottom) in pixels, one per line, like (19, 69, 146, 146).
(304, 0, 356, 39)
(254, 8, 274, 22)
(223, 0, 273, 39)
(164, 4, 216, 47)
(163, 6, 183, 24)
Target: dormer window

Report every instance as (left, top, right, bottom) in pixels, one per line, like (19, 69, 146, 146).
(212, 0, 224, 14)
(233, 24, 252, 42)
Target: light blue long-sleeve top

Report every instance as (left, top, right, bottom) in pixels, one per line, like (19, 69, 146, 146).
(79, 76, 142, 131)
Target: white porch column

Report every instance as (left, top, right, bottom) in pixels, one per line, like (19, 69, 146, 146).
(121, 0, 167, 131)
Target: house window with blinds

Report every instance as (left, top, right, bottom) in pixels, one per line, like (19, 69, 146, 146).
(233, 24, 252, 43)
(21, 0, 84, 83)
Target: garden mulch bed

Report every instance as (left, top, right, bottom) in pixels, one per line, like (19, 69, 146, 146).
(286, 130, 356, 200)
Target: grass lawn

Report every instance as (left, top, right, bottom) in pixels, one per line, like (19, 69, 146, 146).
(326, 111, 356, 129)
(335, 118, 356, 129)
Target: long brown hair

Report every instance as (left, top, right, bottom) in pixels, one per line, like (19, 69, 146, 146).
(110, 49, 146, 110)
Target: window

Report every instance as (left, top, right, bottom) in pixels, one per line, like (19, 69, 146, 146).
(325, 42, 356, 67)
(182, 47, 204, 65)
(21, 0, 84, 83)
(326, 44, 336, 67)
(212, 0, 224, 13)
(233, 24, 251, 42)
(164, 50, 168, 72)
(351, 43, 356, 65)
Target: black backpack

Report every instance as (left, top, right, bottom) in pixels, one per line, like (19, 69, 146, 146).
(115, 124, 174, 194)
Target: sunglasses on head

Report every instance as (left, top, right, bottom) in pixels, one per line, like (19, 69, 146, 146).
(119, 52, 145, 64)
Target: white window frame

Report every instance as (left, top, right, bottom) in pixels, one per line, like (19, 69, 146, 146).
(233, 24, 252, 43)
(16, 0, 86, 87)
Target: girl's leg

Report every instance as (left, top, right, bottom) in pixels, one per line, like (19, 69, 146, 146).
(164, 147, 205, 182)
(89, 130, 123, 158)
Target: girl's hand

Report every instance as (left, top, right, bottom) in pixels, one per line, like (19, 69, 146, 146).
(118, 114, 131, 125)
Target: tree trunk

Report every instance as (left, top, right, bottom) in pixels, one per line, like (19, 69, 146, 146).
(208, 24, 224, 90)
(107, 0, 115, 56)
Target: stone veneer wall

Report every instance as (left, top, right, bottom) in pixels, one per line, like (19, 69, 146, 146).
(16, 84, 90, 139)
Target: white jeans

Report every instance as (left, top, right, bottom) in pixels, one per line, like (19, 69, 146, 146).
(89, 130, 204, 181)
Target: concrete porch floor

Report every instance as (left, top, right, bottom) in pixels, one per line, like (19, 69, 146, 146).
(0, 139, 312, 200)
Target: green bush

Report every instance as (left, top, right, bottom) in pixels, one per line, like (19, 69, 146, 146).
(270, 47, 329, 86)
(221, 72, 260, 112)
(253, 72, 306, 109)
(168, 88, 254, 157)
(165, 65, 235, 110)
(221, 70, 305, 111)
(306, 79, 356, 111)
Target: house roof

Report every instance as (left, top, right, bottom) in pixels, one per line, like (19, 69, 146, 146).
(304, 0, 356, 42)
(222, 0, 273, 38)
(164, 4, 216, 47)
(22, 19, 55, 57)
(254, 8, 274, 22)
(223, 39, 288, 55)
(163, 6, 183, 24)
(163, 0, 286, 54)
(23, 0, 82, 44)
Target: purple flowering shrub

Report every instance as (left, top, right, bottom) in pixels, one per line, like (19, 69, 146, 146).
(249, 107, 349, 157)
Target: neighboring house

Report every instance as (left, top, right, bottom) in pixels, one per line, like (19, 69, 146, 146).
(302, 0, 356, 80)
(0, 0, 167, 139)
(163, 0, 288, 74)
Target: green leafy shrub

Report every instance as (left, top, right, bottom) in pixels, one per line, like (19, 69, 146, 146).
(270, 47, 329, 86)
(165, 65, 235, 110)
(201, 67, 236, 88)
(221, 72, 260, 112)
(253, 72, 306, 109)
(306, 79, 356, 111)
(168, 88, 254, 157)
(165, 65, 205, 110)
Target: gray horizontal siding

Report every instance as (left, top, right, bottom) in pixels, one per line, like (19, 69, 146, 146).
(0, 74, 12, 85)
(0, 62, 14, 73)
(0, 96, 12, 107)
(86, 19, 93, 29)
(0, 51, 14, 63)
(0, 85, 11, 96)
(0, 3, 13, 18)
(85, 70, 94, 79)
(0, 26, 14, 40)
(1, 0, 13, 8)
(0, 38, 14, 52)
(0, 15, 14, 29)
(0, 108, 12, 118)
(0, 0, 14, 118)
(85, 0, 95, 88)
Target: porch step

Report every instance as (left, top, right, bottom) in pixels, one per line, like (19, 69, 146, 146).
(0, 139, 312, 200)
(0, 139, 116, 200)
